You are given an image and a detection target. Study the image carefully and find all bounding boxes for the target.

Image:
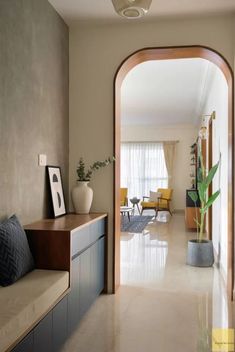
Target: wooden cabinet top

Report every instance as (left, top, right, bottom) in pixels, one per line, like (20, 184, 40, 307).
(24, 213, 107, 232)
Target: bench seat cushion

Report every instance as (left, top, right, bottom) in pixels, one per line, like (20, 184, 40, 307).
(0, 269, 69, 352)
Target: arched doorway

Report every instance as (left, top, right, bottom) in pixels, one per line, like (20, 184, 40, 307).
(113, 46, 234, 300)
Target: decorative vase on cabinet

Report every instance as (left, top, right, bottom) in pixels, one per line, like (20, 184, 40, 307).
(72, 181, 93, 214)
(73, 156, 115, 214)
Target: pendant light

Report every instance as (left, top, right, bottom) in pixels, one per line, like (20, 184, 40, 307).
(112, 0, 152, 19)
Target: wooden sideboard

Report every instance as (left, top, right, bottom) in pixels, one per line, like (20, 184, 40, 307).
(12, 213, 107, 352)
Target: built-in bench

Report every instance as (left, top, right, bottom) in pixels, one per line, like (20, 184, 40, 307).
(0, 213, 107, 352)
(0, 270, 69, 352)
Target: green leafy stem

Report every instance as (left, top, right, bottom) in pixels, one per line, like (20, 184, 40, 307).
(76, 157, 115, 182)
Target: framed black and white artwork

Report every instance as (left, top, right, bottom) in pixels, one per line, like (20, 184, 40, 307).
(47, 166, 66, 218)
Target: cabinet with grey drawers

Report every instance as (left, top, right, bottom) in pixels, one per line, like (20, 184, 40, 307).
(13, 214, 107, 352)
(68, 218, 106, 332)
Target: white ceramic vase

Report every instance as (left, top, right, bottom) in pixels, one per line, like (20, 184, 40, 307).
(72, 181, 93, 214)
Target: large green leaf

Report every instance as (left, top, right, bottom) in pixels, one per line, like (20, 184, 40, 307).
(197, 167, 203, 183)
(199, 151, 205, 179)
(205, 160, 220, 189)
(197, 182, 207, 203)
(188, 191, 198, 203)
(204, 190, 220, 212)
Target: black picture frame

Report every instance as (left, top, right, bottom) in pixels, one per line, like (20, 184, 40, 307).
(46, 166, 66, 218)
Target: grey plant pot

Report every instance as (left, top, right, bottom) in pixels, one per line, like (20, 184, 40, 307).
(187, 239, 214, 267)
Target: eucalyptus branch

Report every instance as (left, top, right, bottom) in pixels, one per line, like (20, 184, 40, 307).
(76, 157, 115, 182)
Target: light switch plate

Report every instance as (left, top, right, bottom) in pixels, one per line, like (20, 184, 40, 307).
(38, 154, 47, 166)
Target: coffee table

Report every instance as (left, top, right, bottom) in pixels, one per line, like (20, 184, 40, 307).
(120, 206, 133, 221)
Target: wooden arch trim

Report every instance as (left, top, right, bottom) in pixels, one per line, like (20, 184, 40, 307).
(113, 45, 234, 300)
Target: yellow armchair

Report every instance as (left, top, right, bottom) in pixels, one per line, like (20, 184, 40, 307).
(120, 188, 128, 206)
(141, 188, 173, 216)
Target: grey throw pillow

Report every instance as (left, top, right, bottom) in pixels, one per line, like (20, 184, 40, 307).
(0, 215, 35, 286)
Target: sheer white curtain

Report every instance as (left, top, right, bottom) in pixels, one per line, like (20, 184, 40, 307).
(121, 142, 168, 199)
(163, 141, 176, 188)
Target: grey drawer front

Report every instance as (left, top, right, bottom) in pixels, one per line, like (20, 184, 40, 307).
(68, 256, 80, 333)
(72, 226, 90, 257)
(34, 311, 53, 352)
(52, 296, 68, 351)
(12, 332, 33, 352)
(90, 219, 105, 243)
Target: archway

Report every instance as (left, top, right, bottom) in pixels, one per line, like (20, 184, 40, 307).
(113, 46, 234, 300)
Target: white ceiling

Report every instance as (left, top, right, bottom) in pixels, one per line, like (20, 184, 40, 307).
(121, 58, 218, 126)
(48, 0, 235, 24)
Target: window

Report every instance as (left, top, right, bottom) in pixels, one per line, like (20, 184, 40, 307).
(121, 142, 168, 199)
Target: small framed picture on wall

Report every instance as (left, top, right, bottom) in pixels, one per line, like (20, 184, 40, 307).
(47, 166, 66, 218)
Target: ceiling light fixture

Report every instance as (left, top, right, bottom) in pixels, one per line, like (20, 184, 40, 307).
(112, 0, 152, 19)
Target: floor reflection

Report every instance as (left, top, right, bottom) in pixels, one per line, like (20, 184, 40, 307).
(121, 212, 234, 331)
(121, 232, 168, 285)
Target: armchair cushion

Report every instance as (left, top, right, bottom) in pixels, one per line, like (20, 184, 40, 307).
(141, 201, 157, 208)
(157, 188, 173, 208)
(158, 188, 172, 200)
(149, 191, 162, 202)
(120, 188, 128, 206)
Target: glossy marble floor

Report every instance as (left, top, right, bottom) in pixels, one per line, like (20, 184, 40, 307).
(62, 213, 234, 352)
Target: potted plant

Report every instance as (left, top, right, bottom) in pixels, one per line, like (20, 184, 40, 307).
(72, 157, 115, 214)
(187, 149, 220, 267)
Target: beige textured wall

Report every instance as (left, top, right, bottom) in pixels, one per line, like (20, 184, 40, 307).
(69, 15, 235, 291)
(0, 0, 69, 225)
(201, 67, 228, 279)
